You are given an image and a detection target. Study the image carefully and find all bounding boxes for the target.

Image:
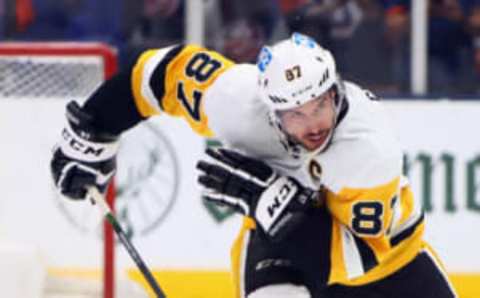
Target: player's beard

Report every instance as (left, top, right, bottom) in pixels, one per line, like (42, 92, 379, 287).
(286, 113, 336, 153)
(302, 129, 332, 151)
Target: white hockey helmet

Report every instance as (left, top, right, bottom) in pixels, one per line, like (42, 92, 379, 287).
(257, 33, 338, 111)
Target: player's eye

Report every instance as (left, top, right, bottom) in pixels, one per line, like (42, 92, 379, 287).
(314, 95, 331, 114)
(292, 111, 306, 119)
(283, 111, 305, 122)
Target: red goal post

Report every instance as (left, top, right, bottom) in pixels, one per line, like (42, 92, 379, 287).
(0, 42, 117, 298)
(0, 41, 117, 79)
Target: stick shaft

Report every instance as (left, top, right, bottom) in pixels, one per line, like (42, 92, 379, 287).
(89, 187, 166, 298)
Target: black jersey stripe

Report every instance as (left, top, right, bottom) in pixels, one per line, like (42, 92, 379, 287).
(352, 234, 378, 273)
(149, 44, 185, 110)
(390, 213, 425, 247)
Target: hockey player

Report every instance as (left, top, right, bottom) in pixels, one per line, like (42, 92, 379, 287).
(50, 33, 457, 298)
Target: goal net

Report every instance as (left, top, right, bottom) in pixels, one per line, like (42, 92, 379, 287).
(0, 42, 146, 298)
(0, 42, 116, 98)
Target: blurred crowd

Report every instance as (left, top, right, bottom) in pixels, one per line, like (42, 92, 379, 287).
(1, 0, 480, 96)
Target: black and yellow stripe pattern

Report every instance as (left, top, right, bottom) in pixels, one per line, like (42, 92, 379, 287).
(231, 217, 256, 298)
(327, 176, 425, 285)
(131, 44, 234, 137)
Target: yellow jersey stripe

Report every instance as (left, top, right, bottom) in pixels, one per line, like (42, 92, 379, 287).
(132, 49, 164, 117)
(397, 186, 415, 227)
(131, 45, 185, 117)
(329, 220, 348, 283)
(339, 223, 425, 286)
(231, 217, 256, 298)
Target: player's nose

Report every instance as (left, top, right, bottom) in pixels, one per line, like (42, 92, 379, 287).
(304, 115, 324, 133)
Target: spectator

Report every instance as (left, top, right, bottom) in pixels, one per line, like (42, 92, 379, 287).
(277, 0, 400, 93)
(219, 19, 266, 63)
(338, 0, 401, 94)
(66, 0, 123, 43)
(122, 0, 184, 66)
(278, 0, 363, 48)
(0, 0, 6, 38)
(1, 0, 34, 38)
(211, 0, 280, 63)
(12, 0, 78, 40)
(9, 0, 124, 46)
(383, 0, 476, 94)
(15, 0, 34, 32)
(219, 0, 279, 39)
(466, 1, 480, 83)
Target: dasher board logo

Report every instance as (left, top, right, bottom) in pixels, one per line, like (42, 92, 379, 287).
(55, 120, 180, 239)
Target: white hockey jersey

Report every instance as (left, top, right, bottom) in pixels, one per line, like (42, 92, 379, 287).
(129, 45, 427, 288)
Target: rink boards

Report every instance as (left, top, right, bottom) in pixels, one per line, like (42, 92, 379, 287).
(0, 98, 479, 297)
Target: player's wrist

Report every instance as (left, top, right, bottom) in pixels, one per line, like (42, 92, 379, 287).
(60, 101, 119, 163)
(292, 178, 322, 208)
(66, 101, 119, 142)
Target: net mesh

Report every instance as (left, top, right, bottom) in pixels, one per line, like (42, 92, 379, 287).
(0, 43, 121, 298)
(0, 56, 104, 99)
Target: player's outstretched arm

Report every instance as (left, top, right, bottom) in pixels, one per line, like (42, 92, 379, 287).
(51, 44, 234, 200)
(197, 148, 322, 242)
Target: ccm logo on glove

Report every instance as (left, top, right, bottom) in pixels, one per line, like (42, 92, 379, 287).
(256, 177, 298, 229)
(62, 128, 105, 157)
(268, 179, 296, 217)
(197, 147, 318, 242)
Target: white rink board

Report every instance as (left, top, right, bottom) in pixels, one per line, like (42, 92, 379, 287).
(385, 100, 480, 272)
(0, 99, 479, 273)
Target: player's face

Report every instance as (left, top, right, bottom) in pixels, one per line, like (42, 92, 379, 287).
(278, 90, 336, 151)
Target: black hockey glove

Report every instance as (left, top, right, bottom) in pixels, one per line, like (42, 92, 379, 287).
(50, 101, 119, 200)
(197, 148, 320, 242)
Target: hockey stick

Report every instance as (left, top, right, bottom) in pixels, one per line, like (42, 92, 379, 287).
(88, 186, 167, 298)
